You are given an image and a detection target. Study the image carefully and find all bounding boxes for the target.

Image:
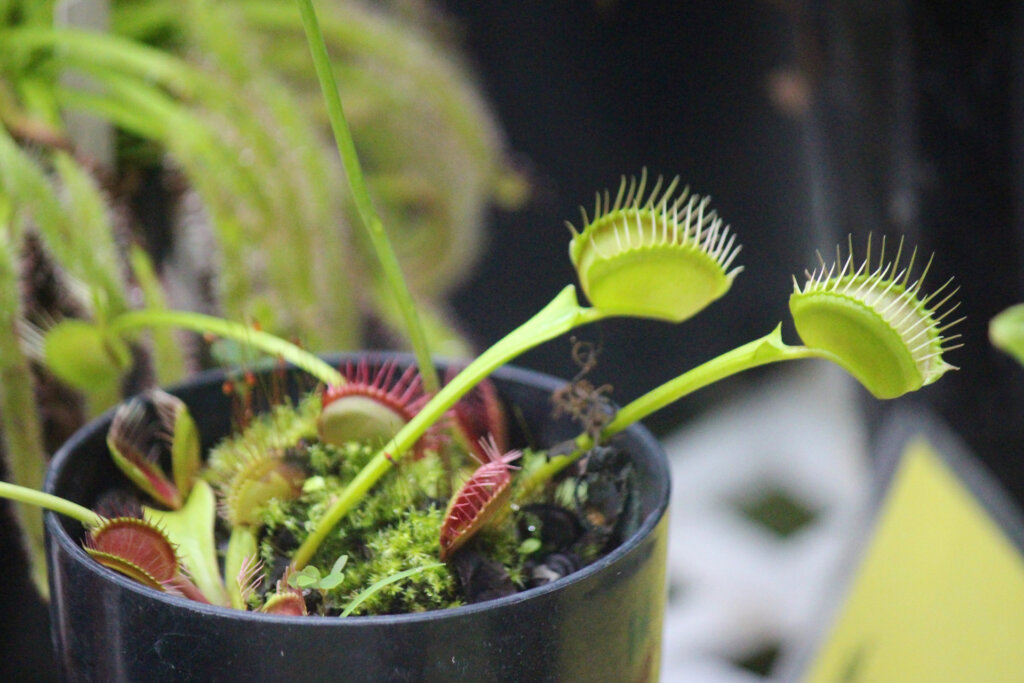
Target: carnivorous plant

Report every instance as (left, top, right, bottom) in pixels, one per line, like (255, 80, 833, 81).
(0, 0, 961, 616)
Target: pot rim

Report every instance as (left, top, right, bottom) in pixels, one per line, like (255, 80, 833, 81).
(45, 355, 670, 626)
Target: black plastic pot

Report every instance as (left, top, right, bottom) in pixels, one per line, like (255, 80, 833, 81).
(44, 358, 670, 682)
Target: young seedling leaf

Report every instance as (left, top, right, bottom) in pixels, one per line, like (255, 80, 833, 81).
(330, 555, 349, 575)
(290, 566, 322, 590)
(318, 572, 345, 591)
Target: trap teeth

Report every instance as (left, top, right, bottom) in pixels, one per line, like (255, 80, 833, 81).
(789, 237, 960, 399)
(568, 171, 742, 323)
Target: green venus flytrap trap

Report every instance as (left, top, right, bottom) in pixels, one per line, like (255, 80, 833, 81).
(790, 237, 961, 399)
(0, 0, 962, 618)
(568, 172, 742, 322)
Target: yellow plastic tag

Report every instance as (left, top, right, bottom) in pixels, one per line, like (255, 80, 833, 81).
(804, 439, 1024, 681)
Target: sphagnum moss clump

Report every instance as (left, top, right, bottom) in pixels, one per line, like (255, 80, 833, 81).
(257, 438, 463, 615)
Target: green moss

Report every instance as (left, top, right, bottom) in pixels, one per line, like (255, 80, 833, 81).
(329, 505, 460, 615)
(257, 443, 467, 613)
(206, 394, 321, 489)
(239, 408, 558, 615)
(306, 439, 376, 480)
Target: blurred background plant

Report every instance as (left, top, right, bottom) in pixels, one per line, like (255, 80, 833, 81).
(0, 0, 523, 627)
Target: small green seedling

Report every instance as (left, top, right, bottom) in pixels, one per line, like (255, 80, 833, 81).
(285, 556, 348, 614)
(289, 555, 349, 592)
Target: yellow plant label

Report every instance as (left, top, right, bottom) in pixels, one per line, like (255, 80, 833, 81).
(804, 439, 1024, 681)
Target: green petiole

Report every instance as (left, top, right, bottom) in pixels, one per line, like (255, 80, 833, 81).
(514, 326, 838, 501)
(290, 285, 606, 569)
(109, 309, 343, 386)
(0, 481, 103, 529)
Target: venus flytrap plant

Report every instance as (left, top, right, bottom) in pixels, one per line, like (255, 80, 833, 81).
(0, 480, 210, 602)
(289, 286, 608, 570)
(790, 237, 961, 398)
(289, 177, 959, 573)
(0, 213, 963, 615)
(440, 437, 522, 561)
(105, 389, 226, 603)
(107, 397, 184, 510)
(288, 171, 744, 569)
(84, 516, 209, 604)
(105, 390, 202, 509)
(206, 396, 314, 608)
(515, 236, 963, 502)
(318, 360, 430, 450)
(0, 12, 965, 607)
(0, 0, 965, 624)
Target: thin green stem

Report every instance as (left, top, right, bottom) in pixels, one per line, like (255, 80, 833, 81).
(606, 325, 823, 437)
(295, 0, 439, 393)
(109, 309, 343, 386)
(0, 481, 103, 528)
(515, 326, 832, 500)
(245, 0, 495, 169)
(291, 286, 603, 569)
(340, 562, 444, 617)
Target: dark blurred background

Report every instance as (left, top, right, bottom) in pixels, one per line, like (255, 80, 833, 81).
(5, 1, 1023, 679)
(443, 0, 1024, 504)
(445, 0, 818, 427)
